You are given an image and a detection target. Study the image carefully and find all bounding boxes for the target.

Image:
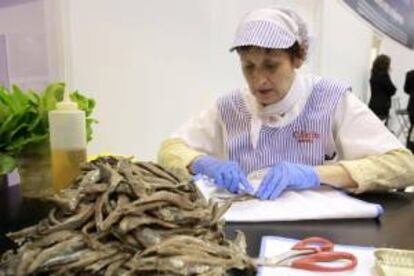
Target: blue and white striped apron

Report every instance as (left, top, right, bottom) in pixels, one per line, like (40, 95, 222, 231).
(217, 78, 350, 174)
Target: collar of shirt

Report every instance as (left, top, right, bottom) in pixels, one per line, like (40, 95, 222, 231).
(243, 73, 320, 148)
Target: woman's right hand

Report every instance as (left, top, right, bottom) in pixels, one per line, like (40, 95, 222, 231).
(191, 156, 254, 194)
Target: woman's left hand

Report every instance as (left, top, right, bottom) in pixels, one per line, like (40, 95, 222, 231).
(256, 162, 320, 200)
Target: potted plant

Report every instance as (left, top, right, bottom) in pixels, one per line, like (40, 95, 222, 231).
(0, 83, 96, 197)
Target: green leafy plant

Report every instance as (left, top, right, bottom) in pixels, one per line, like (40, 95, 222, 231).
(0, 83, 97, 175)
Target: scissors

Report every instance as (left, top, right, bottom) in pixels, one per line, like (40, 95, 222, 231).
(255, 237, 358, 272)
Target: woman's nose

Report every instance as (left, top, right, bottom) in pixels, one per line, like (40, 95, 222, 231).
(252, 70, 268, 85)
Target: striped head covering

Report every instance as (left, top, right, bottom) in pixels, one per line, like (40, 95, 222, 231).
(230, 7, 309, 58)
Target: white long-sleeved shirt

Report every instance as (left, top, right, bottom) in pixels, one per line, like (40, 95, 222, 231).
(159, 73, 414, 192)
(172, 73, 403, 161)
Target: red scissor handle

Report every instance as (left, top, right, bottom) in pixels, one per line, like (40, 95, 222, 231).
(292, 237, 334, 252)
(291, 251, 358, 272)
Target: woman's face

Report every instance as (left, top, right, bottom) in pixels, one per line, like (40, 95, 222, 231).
(239, 47, 303, 106)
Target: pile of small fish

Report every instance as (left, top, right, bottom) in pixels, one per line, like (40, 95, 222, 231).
(0, 156, 255, 275)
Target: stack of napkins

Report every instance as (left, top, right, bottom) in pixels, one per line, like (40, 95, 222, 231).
(194, 175, 383, 222)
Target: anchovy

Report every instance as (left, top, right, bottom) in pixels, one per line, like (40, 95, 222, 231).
(0, 157, 256, 275)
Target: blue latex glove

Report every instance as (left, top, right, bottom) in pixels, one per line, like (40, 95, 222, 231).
(191, 156, 254, 194)
(256, 162, 320, 200)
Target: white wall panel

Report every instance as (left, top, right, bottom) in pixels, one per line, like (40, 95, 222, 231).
(0, 0, 49, 90)
(59, 0, 413, 159)
(64, 0, 323, 160)
(319, 0, 373, 102)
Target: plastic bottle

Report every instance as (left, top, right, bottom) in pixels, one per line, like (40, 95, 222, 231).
(48, 90, 87, 192)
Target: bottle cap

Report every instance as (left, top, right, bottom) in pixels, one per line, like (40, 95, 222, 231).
(56, 90, 78, 110)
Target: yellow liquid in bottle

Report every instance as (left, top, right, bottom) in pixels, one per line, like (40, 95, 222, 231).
(51, 148, 87, 192)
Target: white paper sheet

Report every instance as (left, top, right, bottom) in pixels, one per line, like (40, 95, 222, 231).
(258, 236, 375, 276)
(194, 174, 383, 222)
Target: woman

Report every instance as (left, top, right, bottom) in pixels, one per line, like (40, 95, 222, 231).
(158, 7, 414, 199)
(368, 54, 397, 124)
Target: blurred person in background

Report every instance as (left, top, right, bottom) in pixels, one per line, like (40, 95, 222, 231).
(368, 54, 396, 125)
(404, 69, 414, 153)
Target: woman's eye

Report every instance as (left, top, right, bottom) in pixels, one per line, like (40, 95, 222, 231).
(264, 64, 277, 71)
(243, 64, 254, 71)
